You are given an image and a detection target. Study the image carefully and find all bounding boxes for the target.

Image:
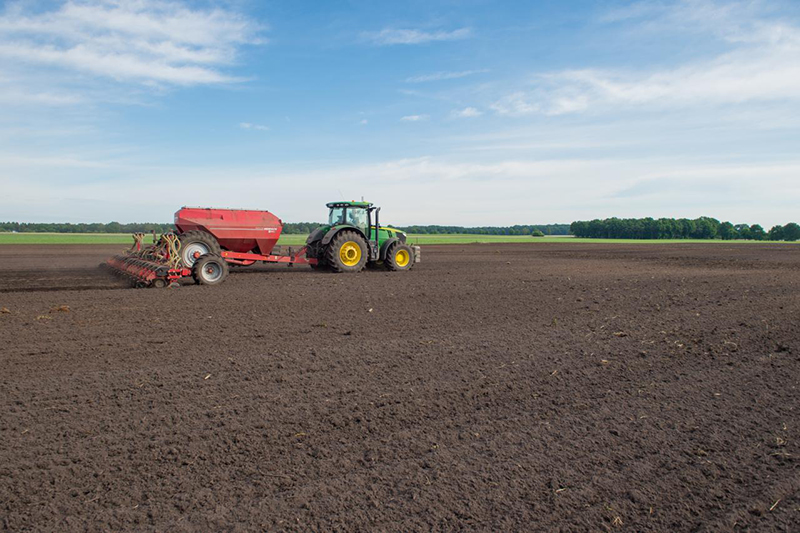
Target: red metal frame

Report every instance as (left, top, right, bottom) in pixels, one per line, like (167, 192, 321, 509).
(220, 248, 318, 266)
(168, 268, 192, 281)
(106, 246, 317, 288)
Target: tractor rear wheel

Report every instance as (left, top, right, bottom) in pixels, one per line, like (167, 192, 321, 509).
(326, 231, 367, 273)
(192, 253, 229, 285)
(179, 230, 221, 268)
(385, 243, 414, 271)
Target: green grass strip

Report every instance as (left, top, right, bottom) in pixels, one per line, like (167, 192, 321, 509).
(0, 232, 793, 245)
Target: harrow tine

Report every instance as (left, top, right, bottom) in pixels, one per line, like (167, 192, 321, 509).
(105, 253, 179, 288)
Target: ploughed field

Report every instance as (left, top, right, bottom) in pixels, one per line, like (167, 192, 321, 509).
(1, 243, 798, 531)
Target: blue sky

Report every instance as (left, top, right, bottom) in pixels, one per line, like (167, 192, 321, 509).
(1, 0, 799, 226)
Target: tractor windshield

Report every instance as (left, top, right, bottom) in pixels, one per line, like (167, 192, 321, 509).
(347, 208, 368, 229)
(328, 206, 368, 229)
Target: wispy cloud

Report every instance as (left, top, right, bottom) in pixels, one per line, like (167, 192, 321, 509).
(452, 107, 482, 118)
(600, 0, 762, 38)
(405, 69, 488, 83)
(0, 0, 263, 91)
(239, 122, 269, 131)
(491, 1, 800, 116)
(364, 27, 471, 45)
(0, 82, 83, 106)
(401, 114, 429, 122)
(4, 153, 798, 226)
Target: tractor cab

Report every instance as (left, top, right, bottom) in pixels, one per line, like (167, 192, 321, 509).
(327, 201, 371, 230)
(305, 200, 419, 272)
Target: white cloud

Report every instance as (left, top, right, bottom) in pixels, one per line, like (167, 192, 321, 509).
(0, 0, 263, 90)
(491, 1, 800, 116)
(490, 92, 542, 115)
(405, 69, 488, 83)
(3, 153, 798, 227)
(359, 119, 368, 125)
(364, 27, 471, 45)
(452, 107, 482, 118)
(239, 122, 269, 131)
(400, 114, 429, 122)
(600, 0, 766, 41)
(0, 85, 83, 106)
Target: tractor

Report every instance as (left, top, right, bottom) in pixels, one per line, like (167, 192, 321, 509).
(305, 201, 419, 273)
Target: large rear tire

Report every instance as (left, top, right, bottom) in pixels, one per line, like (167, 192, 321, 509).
(179, 230, 221, 268)
(326, 231, 367, 273)
(192, 254, 229, 285)
(385, 243, 414, 271)
(310, 259, 327, 271)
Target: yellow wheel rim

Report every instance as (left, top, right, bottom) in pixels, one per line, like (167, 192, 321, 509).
(395, 249, 410, 267)
(339, 241, 362, 266)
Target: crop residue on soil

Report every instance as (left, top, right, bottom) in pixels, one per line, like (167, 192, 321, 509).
(0, 243, 799, 531)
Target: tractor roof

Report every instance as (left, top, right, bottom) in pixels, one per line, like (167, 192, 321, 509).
(326, 201, 373, 208)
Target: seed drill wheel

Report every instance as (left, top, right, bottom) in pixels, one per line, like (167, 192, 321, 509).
(326, 230, 367, 273)
(192, 254, 230, 285)
(178, 230, 221, 268)
(385, 243, 414, 271)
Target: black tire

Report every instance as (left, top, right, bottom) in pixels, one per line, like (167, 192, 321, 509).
(178, 230, 221, 268)
(325, 230, 368, 273)
(385, 243, 414, 271)
(192, 254, 229, 285)
(310, 260, 327, 271)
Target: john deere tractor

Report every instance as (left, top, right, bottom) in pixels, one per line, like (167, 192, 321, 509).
(305, 201, 420, 272)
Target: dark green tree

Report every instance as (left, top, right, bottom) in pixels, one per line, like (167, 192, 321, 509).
(782, 222, 800, 242)
(750, 224, 766, 240)
(768, 225, 785, 241)
(734, 224, 752, 240)
(718, 222, 736, 240)
(692, 217, 719, 239)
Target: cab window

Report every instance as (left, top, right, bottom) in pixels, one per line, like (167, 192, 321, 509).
(347, 208, 367, 228)
(328, 207, 346, 226)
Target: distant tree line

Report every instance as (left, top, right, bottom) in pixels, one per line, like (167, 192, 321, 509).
(282, 222, 322, 234)
(6, 218, 797, 240)
(0, 221, 570, 236)
(396, 224, 571, 235)
(0, 221, 174, 234)
(570, 217, 800, 241)
(0, 221, 323, 235)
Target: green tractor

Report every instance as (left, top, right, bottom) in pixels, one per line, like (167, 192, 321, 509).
(305, 201, 420, 272)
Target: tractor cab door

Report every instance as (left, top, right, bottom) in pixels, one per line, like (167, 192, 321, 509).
(346, 207, 378, 259)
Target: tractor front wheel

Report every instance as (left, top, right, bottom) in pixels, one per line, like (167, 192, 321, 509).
(385, 243, 414, 271)
(193, 254, 229, 285)
(326, 231, 367, 273)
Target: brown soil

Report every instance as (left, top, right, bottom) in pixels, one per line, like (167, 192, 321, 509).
(1, 243, 798, 531)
